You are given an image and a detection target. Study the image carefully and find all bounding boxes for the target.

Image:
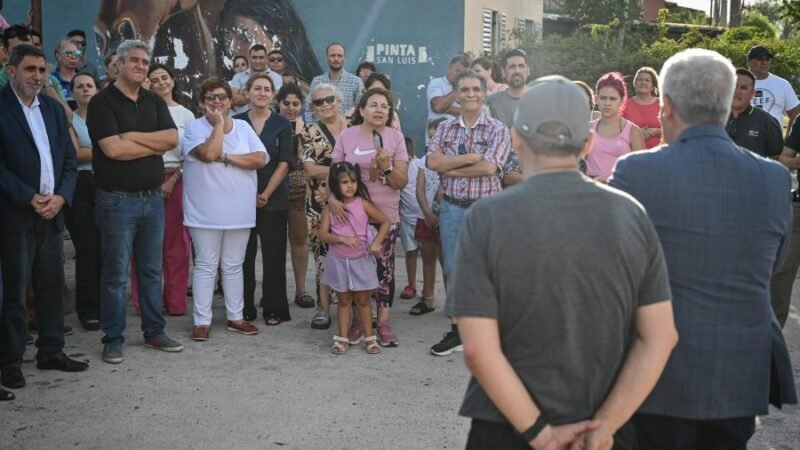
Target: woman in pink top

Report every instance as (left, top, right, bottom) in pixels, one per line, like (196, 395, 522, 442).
(585, 72, 645, 182)
(332, 87, 409, 347)
(621, 67, 662, 148)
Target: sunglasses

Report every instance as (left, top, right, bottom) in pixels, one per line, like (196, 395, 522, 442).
(269, 57, 283, 63)
(63, 50, 84, 57)
(312, 95, 336, 107)
(204, 93, 229, 101)
(71, 39, 86, 47)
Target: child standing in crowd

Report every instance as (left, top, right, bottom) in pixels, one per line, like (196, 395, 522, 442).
(398, 137, 420, 300)
(319, 162, 390, 355)
(409, 121, 443, 315)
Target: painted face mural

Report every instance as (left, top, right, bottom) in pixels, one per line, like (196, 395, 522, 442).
(94, 0, 320, 99)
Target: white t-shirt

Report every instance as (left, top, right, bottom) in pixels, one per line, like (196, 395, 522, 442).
(400, 156, 420, 224)
(752, 73, 800, 124)
(426, 76, 459, 122)
(182, 118, 268, 229)
(163, 105, 195, 168)
(415, 155, 440, 220)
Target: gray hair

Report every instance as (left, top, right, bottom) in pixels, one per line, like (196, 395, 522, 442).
(55, 37, 76, 54)
(116, 39, 151, 63)
(310, 82, 342, 104)
(660, 48, 735, 127)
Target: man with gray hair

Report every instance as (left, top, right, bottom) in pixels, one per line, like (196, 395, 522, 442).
(87, 39, 182, 364)
(610, 48, 797, 449)
(452, 75, 677, 449)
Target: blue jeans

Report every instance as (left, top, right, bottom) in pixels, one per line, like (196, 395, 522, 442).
(95, 189, 166, 344)
(0, 219, 66, 366)
(438, 199, 469, 278)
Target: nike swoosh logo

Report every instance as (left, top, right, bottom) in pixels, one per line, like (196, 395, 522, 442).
(353, 147, 376, 156)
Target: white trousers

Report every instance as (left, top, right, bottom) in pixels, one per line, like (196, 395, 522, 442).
(188, 227, 251, 326)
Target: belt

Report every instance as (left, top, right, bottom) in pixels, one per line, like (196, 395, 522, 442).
(442, 194, 477, 208)
(106, 188, 161, 198)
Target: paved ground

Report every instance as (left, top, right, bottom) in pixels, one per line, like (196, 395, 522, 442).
(3, 243, 799, 449)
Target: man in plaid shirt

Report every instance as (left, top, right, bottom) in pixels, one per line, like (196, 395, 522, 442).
(304, 42, 363, 122)
(426, 69, 510, 356)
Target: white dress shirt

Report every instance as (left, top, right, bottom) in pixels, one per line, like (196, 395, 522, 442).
(14, 91, 55, 195)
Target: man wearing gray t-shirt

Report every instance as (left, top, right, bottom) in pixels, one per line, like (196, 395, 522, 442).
(450, 76, 678, 450)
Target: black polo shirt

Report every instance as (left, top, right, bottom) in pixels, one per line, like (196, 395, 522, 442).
(726, 105, 783, 158)
(87, 83, 176, 191)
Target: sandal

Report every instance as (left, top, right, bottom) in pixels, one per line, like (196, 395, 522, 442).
(364, 335, 381, 354)
(294, 292, 316, 309)
(331, 335, 349, 355)
(264, 314, 282, 326)
(311, 308, 331, 330)
(409, 298, 436, 316)
(0, 388, 14, 401)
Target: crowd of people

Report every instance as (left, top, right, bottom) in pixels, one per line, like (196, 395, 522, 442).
(0, 17, 798, 450)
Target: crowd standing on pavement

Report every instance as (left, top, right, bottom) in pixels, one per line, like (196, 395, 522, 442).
(0, 16, 798, 450)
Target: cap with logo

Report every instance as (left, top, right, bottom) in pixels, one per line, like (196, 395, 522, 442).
(513, 75, 591, 148)
(747, 45, 774, 61)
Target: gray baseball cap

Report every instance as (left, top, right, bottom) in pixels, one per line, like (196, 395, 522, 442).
(513, 75, 591, 148)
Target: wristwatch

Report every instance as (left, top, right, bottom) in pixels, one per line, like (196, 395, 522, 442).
(383, 166, 393, 176)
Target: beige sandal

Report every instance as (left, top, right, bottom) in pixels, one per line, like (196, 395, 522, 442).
(331, 335, 349, 355)
(364, 335, 381, 354)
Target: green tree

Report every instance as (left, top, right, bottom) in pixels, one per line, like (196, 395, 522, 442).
(777, 0, 800, 27)
(742, 11, 780, 37)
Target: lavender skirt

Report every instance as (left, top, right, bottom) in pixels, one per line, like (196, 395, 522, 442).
(322, 253, 379, 293)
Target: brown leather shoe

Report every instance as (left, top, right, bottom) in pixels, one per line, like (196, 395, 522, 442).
(226, 320, 258, 335)
(191, 326, 210, 341)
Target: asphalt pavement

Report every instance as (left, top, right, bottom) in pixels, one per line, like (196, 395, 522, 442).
(2, 243, 799, 449)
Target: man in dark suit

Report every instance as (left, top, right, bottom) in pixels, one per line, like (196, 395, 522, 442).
(0, 44, 88, 391)
(610, 48, 797, 450)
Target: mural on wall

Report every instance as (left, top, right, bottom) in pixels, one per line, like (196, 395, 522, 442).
(93, 0, 321, 98)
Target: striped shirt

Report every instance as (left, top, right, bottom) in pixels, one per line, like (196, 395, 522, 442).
(428, 112, 510, 200)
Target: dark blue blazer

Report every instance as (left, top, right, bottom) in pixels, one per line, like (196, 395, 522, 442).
(610, 125, 797, 419)
(0, 84, 77, 232)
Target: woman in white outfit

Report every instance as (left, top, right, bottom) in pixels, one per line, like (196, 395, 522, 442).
(182, 77, 268, 341)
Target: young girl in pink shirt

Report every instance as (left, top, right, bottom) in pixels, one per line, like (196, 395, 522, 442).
(319, 162, 391, 355)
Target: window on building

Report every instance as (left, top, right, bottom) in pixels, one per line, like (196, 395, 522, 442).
(482, 9, 508, 55)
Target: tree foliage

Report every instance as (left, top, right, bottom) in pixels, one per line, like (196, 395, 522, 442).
(558, 0, 641, 25)
(510, 23, 800, 92)
(777, 0, 800, 27)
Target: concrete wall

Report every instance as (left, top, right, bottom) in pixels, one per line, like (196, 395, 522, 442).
(463, 0, 543, 56)
(2, 0, 466, 152)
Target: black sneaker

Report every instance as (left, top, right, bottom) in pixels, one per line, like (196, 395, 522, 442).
(430, 330, 463, 356)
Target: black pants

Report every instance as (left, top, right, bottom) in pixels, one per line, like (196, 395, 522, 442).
(64, 171, 101, 321)
(466, 418, 637, 450)
(633, 413, 755, 450)
(243, 210, 290, 320)
(0, 219, 66, 366)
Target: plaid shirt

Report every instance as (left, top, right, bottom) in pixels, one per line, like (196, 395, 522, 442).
(428, 112, 510, 200)
(304, 70, 364, 122)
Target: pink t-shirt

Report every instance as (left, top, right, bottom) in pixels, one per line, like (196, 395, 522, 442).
(329, 197, 370, 259)
(621, 98, 661, 148)
(332, 125, 408, 223)
(585, 119, 633, 180)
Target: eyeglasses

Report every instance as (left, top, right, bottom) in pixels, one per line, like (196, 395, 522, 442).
(63, 50, 84, 57)
(70, 39, 86, 47)
(312, 95, 336, 107)
(269, 57, 283, 63)
(204, 93, 230, 101)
